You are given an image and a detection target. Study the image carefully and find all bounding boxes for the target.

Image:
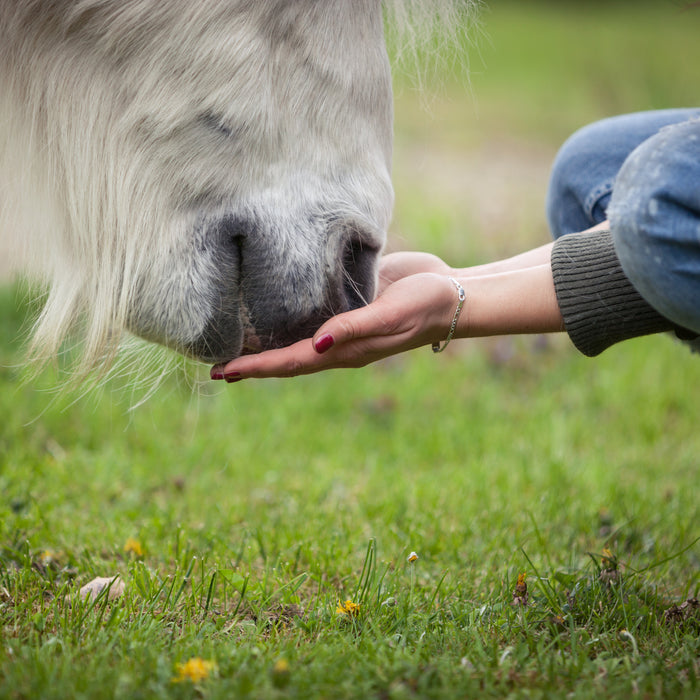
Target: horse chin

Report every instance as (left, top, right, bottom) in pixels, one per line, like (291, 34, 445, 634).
(190, 305, 263, 362)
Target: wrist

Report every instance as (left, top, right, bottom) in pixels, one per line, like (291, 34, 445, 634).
(431, 275, 467, 351)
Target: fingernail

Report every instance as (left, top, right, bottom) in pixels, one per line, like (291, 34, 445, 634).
(224, 372, 243, 383)
(210, 366, 225, 380)
(314, 333, 335, 354)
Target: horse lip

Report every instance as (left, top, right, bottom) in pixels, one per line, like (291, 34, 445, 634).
(237, 302, 263, 355)
(240, 332, 263, 355)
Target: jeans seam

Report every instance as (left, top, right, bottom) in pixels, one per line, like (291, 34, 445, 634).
(584, 180, 615, 222)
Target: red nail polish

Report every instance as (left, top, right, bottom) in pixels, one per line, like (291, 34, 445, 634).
(314, 333, 335, 353)
(224, 372, 242, 383)
(210, 367, 225, 380)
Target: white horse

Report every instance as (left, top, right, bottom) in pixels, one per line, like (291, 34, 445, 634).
(0, 1, 469, 373)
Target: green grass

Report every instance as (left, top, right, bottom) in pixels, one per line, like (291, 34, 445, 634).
(2, 2, 700, 698)
(2, 304, 699, 699)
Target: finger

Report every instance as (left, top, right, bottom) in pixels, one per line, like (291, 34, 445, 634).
(310, 303, 390, 354)
(218, 338, 330, 380)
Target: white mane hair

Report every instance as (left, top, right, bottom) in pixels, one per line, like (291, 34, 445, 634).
(0, 0, 475, 386)
(384, 0, 476, 56)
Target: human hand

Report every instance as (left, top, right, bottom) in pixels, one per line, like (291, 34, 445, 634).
(378, 251, 453, 293)
(211, 272, 459, 381)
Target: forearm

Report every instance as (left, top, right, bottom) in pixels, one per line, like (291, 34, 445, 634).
(451, 242, 554, 279)
(453, 263, 564, 338)
(450, 221, 610, 279)
(455, 226, 691, 352)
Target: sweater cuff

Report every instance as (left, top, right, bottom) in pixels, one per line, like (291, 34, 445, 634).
(551, 230, 678, 356)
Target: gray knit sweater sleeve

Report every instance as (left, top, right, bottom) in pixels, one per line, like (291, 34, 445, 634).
(550, 229, 687, 357)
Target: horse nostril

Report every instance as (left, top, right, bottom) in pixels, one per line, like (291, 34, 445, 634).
(341, 236, 378, 311)
(209, 214, 248, 279)
(213, 215, 251, 249)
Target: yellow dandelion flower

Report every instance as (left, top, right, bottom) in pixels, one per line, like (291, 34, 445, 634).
(272, 658, 290, 674)
(601, 547, 617, 569)
(123, 537, 144, 557)
(407, 551, 419, 563)
(336, 599, 361, 616)
(40, 549, 64, 566)
(173, 657, 217, 683)
(512, 572, 529, 606)
(271, 658, 291, 689)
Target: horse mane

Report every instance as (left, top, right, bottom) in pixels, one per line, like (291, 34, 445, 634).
(383, 0, 477, 53)
(383, 0, 476, 31)
(382, 0, 478, 88)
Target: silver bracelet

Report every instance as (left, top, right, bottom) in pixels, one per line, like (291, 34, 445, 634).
(432, 277, 466, 353)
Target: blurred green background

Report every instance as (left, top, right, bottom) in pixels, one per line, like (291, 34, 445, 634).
(391, 0, 700, 266)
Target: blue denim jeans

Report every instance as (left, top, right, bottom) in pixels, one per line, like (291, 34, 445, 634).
(546, 109, 700, 334)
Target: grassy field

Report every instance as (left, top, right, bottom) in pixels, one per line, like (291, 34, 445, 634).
(1, 2, 699, 698)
